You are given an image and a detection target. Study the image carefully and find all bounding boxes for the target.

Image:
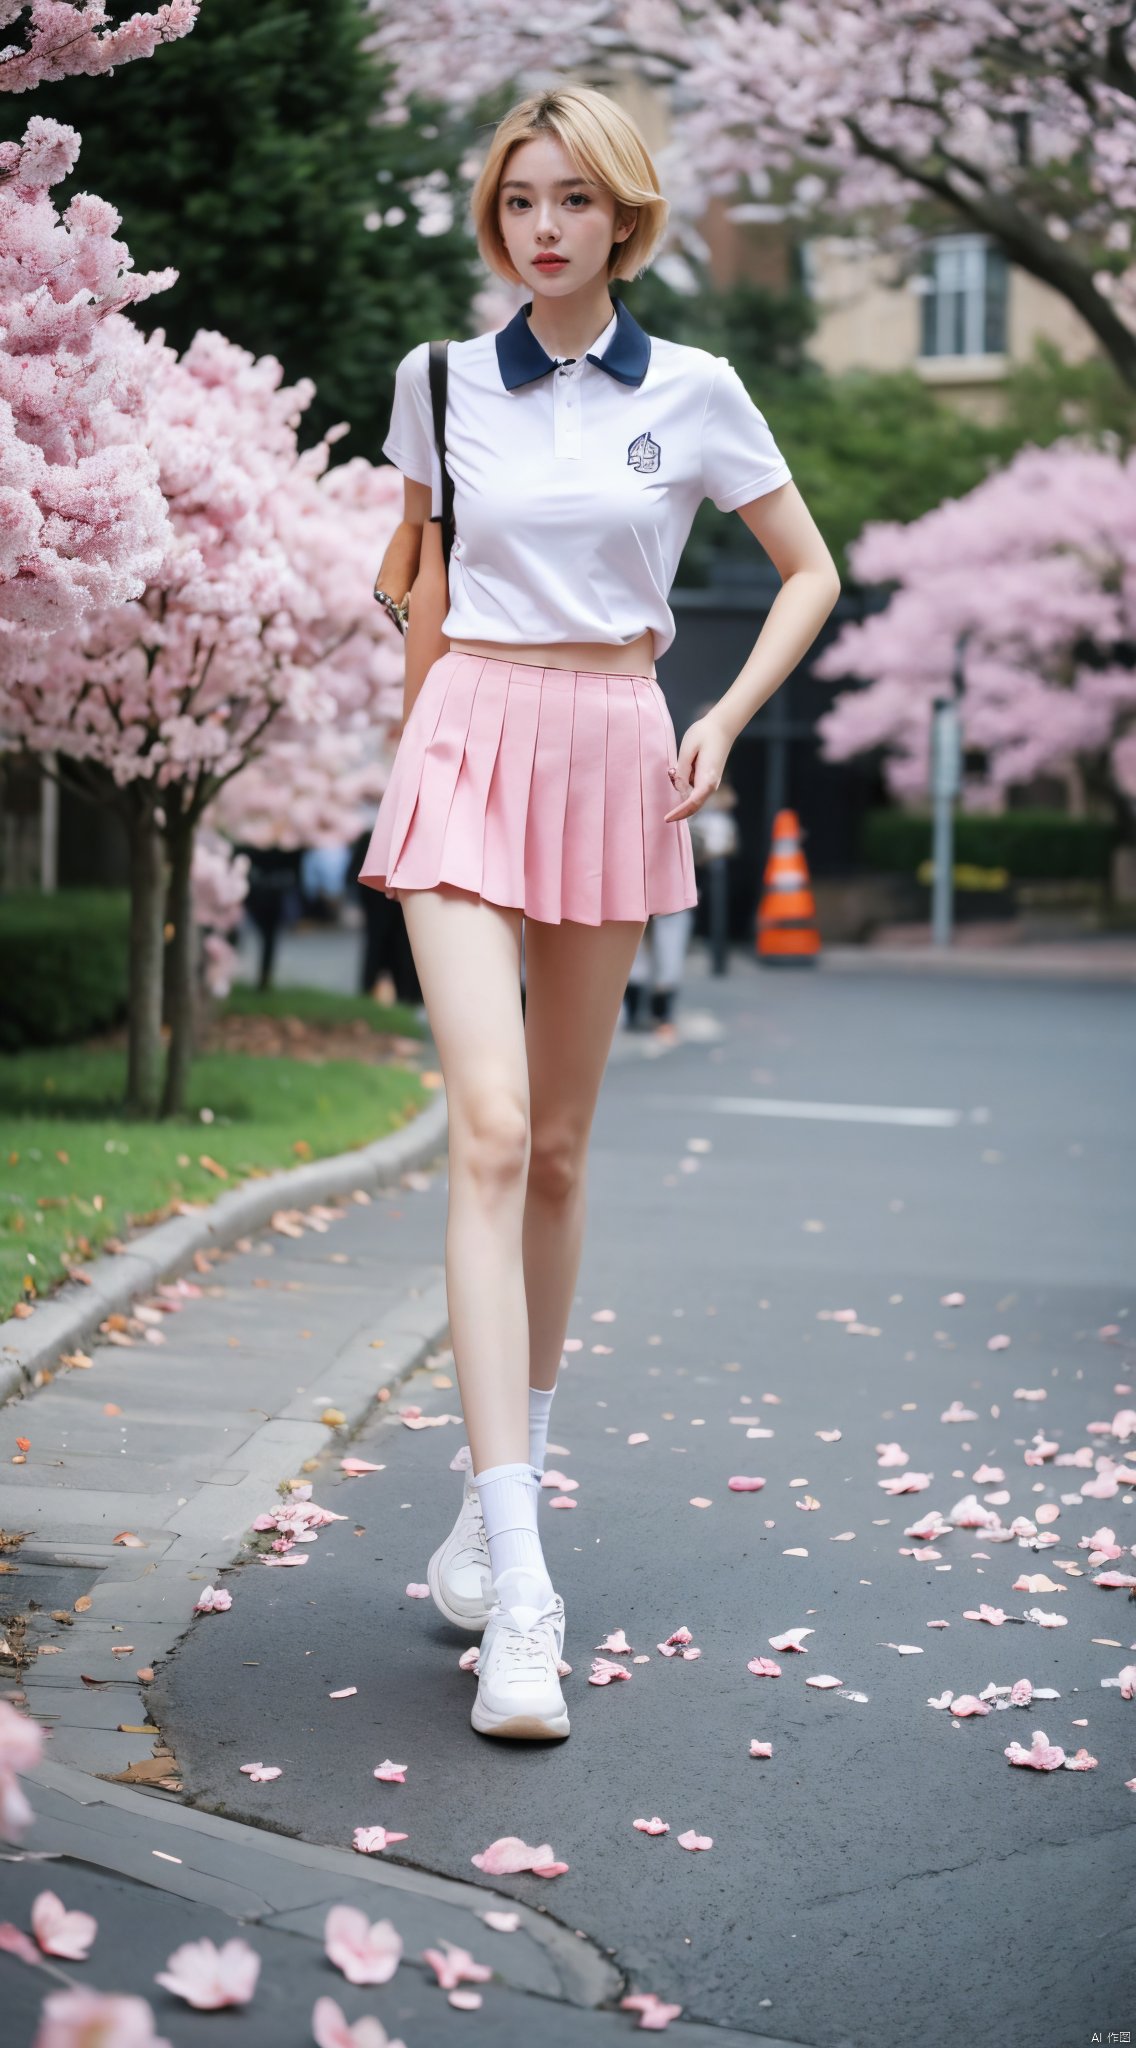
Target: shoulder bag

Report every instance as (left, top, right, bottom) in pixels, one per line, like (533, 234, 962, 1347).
(373, 341, 455, 725)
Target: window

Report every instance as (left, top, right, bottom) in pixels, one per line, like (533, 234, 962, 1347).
(919, 234, 1008, 357)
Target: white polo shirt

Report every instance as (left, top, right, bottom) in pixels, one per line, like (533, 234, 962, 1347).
(382, 297, 792, 661)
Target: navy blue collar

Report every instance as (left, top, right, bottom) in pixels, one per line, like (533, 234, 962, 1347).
(495, 297, 651, 391)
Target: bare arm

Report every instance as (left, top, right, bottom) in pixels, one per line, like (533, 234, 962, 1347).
(401, 476, 450, 727)
(664, 482, 841, 824)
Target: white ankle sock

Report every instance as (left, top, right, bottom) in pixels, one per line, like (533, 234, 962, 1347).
(470, 1460, 551, 1595)
(527, 1381, 557, 1479)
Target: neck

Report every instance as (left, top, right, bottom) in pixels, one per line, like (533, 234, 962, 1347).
(525, 285, 616, 362)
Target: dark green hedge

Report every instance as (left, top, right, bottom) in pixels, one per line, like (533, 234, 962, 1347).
(858, 809, 1116, 881)
(0, 890, 130, 1052)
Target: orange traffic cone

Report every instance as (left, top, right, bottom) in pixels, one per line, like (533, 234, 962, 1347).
(756, 809, 820, 964)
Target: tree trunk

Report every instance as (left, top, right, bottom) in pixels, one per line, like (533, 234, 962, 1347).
(124, 803, 166, 1118)
(161, 809, 198, 1119)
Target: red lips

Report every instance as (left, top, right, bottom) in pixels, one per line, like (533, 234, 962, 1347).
(534, 257, 567, 268)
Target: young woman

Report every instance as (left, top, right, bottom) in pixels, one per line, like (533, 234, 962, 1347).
(358, 85, 840, 1744)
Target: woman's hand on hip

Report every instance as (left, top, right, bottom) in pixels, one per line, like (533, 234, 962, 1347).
(664, 715, 732, 824)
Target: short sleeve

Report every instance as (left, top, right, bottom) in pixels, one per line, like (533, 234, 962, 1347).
(700, 359, 792, 514)
(382, 342, 442, 515)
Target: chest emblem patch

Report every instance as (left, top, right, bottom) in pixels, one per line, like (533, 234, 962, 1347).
(627, 429, 661, 474)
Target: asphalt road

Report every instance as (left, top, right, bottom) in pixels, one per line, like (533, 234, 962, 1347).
(153, 963, 1136, 2047)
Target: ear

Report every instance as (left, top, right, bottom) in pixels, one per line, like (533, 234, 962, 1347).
(613, 205, 638, 245)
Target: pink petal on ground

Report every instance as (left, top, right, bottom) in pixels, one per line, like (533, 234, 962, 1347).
(727, 1476, 765, 1491)
(805, 1674, 842, 1688)
(33, 1989, 173, 2047)
(1010, 1678, 1034, 1704)
(30, 1890, 97, 1960)
(1093, 1571, 1136, 1588)
(662, 1627, 693, 1645)
(963, 1605, 1007, 1625)
(261, 1552, 308, 1566)
(340, 1459, 384, 1476)
(941, 1292, 966, 1306)
(621, 1992, 685, 2031)
(312, 1992, 404, 2047)
(987, 1334, 1011, 1350)
(681, 1647, 701, 1660)
(193, 1586, 232, 1613)
(471, 1836, 565, 1876)
(689, 1497, 713, 1508)
(0, 1922, 42, 1966)
(238, 1763, 282, 1782)
(942, 1400, 980, 1421)
(633, 1816, 670, 1834)
(628, 1433, 650, 1445)
(592, 1309, 617, 1321)
(749, 1741, 773, 1758)
(676, 1830, 712, 1851)
(400, 1406, 423, 1419)
(329, 1687, 358, 1699)
(597, 1629, 632, 1654)
(949, 1695, 992, 1717)
(531, 1861, 569, 1878)
(769, 1628, 813, 1651)
(589, 1657, 632, 1685)
(1004, 1730, 1066, 1770)
(458, 1647, 480, 1672)
(405, 1584, 431, 1598)
(352, 1828, 408, 1854)
(1116, 1664, 1136, 1699)
(154, 1936, 261, 2010)
(816, 1429, 842, 1441)
(373, 1760, 407, 1782)
(448, 1989, 484, 2010)
(882, 1643, 924, 1655)
(422, 1941, 493, 1990)
(747, 1657, 782, 1677)
(875, 1443, 909, 1467)
(1063, 1748, 1099, 1770)
(541, 1471, 576, 1491)
(480, 1911, 520, 1932)
(550, 1496, 577, 1509)
(323, 1905, 403, 1987)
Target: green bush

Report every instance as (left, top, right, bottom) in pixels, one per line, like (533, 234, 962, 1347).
(0, 890, 130, 1052)
(858, 809, 1116, 881)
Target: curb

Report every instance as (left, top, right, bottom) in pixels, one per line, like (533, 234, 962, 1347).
(0, 1089, 450, 1408)
(817, 943, 1136, 982)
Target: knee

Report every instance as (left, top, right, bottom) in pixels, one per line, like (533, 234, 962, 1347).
(527, 1130, 585, 1203)
(453, 1095, 530, 1193)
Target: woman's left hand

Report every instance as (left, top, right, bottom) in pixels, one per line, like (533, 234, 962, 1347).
(664, 715, 732, 824)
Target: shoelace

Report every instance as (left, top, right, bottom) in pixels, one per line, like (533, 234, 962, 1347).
(498, 1599, 562, 1672)
(454, 1491, 489, 1569)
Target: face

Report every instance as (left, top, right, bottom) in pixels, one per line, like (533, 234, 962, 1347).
(497, 131, 635, 295)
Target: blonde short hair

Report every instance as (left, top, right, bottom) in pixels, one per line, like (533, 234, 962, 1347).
(470, 85, 669, 286)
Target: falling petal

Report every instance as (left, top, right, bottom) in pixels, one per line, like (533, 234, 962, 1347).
(155, 1936, 261, 2009)
(323, 1905, 403, 1987)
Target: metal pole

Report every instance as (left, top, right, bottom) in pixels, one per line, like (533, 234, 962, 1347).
(929, 632, 967, 949)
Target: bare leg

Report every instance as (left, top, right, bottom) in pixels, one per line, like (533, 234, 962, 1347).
(398, 885, 530, 1472)
(521, 913, 648, 1391)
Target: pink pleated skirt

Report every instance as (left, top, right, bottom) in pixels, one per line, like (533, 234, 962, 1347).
(357, 650, 699, 926)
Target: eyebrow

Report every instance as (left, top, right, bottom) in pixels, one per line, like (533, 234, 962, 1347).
(500, 176, 596, 191)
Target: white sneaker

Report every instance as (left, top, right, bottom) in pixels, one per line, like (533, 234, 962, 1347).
(470, 1567, 570, 1741)
(427, 1480, 494, 1634)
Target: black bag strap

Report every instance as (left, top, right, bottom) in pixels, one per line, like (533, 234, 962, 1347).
(427, 339, 455, 572)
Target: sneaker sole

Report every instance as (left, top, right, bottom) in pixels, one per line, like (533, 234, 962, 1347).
(470, 1700, 570, 1740)
(426, 1545, 493, 1634)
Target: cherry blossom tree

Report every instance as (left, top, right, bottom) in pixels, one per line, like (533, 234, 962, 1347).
(812, 436, 1136, 820)
(368, 0, 1136, 386)
(0, 0, 198, 93)
(0, 115, 176, 637)
(1, 325, 404, 1115)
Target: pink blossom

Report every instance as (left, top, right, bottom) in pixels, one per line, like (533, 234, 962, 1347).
(352, 1827, 408, 1854)
(620, 1991, 684, 2031)
(470, 1836, 568, 1877)
(154, 1935, 260, 2009)
(193, 1585, 231, 1613)
(31, 1891, 97, 1960)
(311, 1998, 405, 2048)
(323, 1906, 402, 1987)
(421, 1940, 493, 1990)
(0, 3, 199, 93)
(373, 1760, 407, 1783)
(1005, 1730, 1067, 1770)
(239, 1763, 282, 1783)
(31, 1987, 173, 2048)
(589, 1657, 633, 1685)
(0, 1698, 45, 1840)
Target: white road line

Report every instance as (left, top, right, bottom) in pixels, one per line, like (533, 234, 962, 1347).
(647, 1095, 963, 1128)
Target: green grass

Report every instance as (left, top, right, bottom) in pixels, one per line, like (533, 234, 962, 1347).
(0, 987, 434, 1323)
